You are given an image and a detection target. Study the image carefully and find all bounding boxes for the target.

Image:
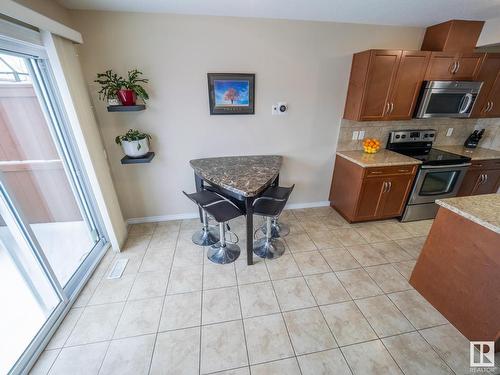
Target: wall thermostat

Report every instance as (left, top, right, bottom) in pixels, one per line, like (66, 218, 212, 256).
(272, 102, 288, 115)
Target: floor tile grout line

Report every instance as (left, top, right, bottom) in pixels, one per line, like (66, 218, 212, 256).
(96, 225, 157, 374)
(147, 222, 181, 375)
(262, 257, 303, 375)
(198, 245, 206, 375)
(414, 328, 459, 375)
(234, 259, 252, 373)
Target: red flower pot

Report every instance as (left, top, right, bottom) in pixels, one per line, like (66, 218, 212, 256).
(117, 89, 137, 106)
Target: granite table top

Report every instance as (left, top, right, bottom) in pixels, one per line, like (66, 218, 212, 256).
(435, 145, 500, 161)
(436, 194, 500, 234)
(336, 149, 422, 168)
(190, 155, 282, 197)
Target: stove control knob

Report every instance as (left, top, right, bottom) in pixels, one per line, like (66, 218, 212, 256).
(424, 134, 428, 138)
(401, 134, 406, 139)
(395, 134, 400, 139)
(429, 133, 434, 138)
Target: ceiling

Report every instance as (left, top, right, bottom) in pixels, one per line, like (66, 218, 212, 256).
(57, 0, 500, 27)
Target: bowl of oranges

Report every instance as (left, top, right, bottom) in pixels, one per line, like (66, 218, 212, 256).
(363, 138, 381, 154)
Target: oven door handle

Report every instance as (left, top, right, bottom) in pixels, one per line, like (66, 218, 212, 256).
(420, 163, 471, 169)
(459, 93, 473, 114)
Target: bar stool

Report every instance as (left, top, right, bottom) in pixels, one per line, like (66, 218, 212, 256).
(253, 185, 294, 259)
(258, 186, 292, 238)
(183, 190, 223, 246)
(184, 191, 243, 264)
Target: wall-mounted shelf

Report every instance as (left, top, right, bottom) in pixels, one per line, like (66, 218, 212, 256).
(121, 152, 155, 164)
(107, 104, 146, 112)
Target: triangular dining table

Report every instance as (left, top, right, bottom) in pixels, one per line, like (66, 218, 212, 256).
(190, 155, 283, 265)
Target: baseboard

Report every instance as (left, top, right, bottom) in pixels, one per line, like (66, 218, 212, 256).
(126, 200, 331, 225)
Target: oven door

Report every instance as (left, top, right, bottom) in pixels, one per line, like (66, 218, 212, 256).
(408, 164, 471, 204)
(416, 89, 477, 118)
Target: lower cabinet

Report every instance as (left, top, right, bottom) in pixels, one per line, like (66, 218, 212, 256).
(329, 156, 418, 222)
(457, 159, 500, 196)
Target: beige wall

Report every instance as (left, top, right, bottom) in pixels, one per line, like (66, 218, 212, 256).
(13, 0, 73, 27)
(70, 10, 424, 220)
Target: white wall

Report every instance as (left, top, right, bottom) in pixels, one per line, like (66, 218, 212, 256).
(477, 17, 500, 47)
(70, 10, 424, 221)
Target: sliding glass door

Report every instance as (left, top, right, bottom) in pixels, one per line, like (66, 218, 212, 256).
(0, 48, 107, 373)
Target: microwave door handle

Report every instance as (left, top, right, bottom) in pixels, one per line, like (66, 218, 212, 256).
(459, 93, 473, 114)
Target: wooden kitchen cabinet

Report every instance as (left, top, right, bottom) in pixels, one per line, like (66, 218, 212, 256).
(343, 50, 430, 121)
(472, 53, 500, 117)
(329, 156, 418, 222)
(457, 159, 500, 196)
(424, 52, 484, 81)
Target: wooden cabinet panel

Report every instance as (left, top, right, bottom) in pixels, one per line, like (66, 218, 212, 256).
(453, 53, 484, 80)
(425, 52, 484, 81)
(485, 75, 500, 117)
(381, 175, 415, 217)
(355, 178, 385, 220)
(388, 51, 430, 120)
(425, 53, 457, 80)
(359, 50, 401, 120)
(458, 159, 500, 196)
(457, 169, 482, 196)
(472, 53, 500, 117)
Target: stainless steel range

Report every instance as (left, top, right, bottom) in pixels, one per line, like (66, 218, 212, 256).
(387, 129, 471, 222)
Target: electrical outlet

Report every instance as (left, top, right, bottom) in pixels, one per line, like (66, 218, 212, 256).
(446, 128, 454, 137)
(358, 130, 365, 140)
(352, 131, 359, 140)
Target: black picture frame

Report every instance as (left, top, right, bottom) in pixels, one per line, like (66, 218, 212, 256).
(207, 73, 255, 115)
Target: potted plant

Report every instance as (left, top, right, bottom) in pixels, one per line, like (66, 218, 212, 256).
(115, 129, 152, 158)
(117, 69, 149, 106)
(94, 70, 122, 106)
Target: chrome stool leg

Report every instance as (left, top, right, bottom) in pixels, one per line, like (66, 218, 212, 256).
(253, 217, 286, 259)
(192, 210, 219, 246)
(207, 222, 240, 264)
(262, 217, 290, 238)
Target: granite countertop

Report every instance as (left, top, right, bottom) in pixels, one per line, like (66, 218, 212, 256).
(190, 155, 282, 197)
(436, 194, 500, 234)
(336, 149, 422, 168)
(435, 145, 500, 161)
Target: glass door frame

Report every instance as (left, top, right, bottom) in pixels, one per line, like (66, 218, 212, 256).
(0, 43, 110, 374)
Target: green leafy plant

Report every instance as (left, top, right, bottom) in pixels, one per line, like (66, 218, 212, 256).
(115, 129, 152, 150)
(122, 69, 149, 101)
(94, 70, 122, 100)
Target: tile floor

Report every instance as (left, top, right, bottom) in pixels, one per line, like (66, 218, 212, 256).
(31, 207, 500, 375)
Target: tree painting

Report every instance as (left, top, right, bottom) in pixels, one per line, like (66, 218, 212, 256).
(223, 88, 240, 104)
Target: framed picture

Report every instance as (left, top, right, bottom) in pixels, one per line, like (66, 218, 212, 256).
(207, 73, 255, 115)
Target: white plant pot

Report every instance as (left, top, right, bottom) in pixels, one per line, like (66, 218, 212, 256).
(121, 139, 149, 158)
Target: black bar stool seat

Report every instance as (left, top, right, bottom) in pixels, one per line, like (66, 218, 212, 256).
(183, 190, 223, 246)
(253, 185, 294, 259)
(184, 190, 243, 264)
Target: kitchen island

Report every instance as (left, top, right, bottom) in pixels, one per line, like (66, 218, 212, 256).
(410, 194, 500, 348)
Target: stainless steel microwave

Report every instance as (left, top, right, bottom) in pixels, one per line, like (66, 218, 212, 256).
(415, 80, 483, 118)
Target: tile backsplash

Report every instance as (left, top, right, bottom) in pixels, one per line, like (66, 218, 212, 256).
(337, 118, 500, 151)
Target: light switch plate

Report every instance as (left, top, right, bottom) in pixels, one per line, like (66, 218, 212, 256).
(446, 128, 454, 137)
(358, 130, 365, 140)
(352, 131, 359, 140)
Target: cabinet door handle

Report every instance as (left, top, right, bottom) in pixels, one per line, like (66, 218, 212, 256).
(450, 61, 457, 74)
(382, 181, 387, 193)
(387, 181, 392, 192)
(490, 102, 494, 112)
(383, 102, 389, 116)
(389, 102, 394, 114)
(483, 174, 488, 184)
(478, 174, 485, 185)
(455, 60, 460, 73)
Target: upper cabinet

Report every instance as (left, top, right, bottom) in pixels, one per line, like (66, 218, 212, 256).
(472, 53, 500, 118)
(420, 20, 485, 53)
(424, 52, 484, 81)
(343, 50, 430, 121)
